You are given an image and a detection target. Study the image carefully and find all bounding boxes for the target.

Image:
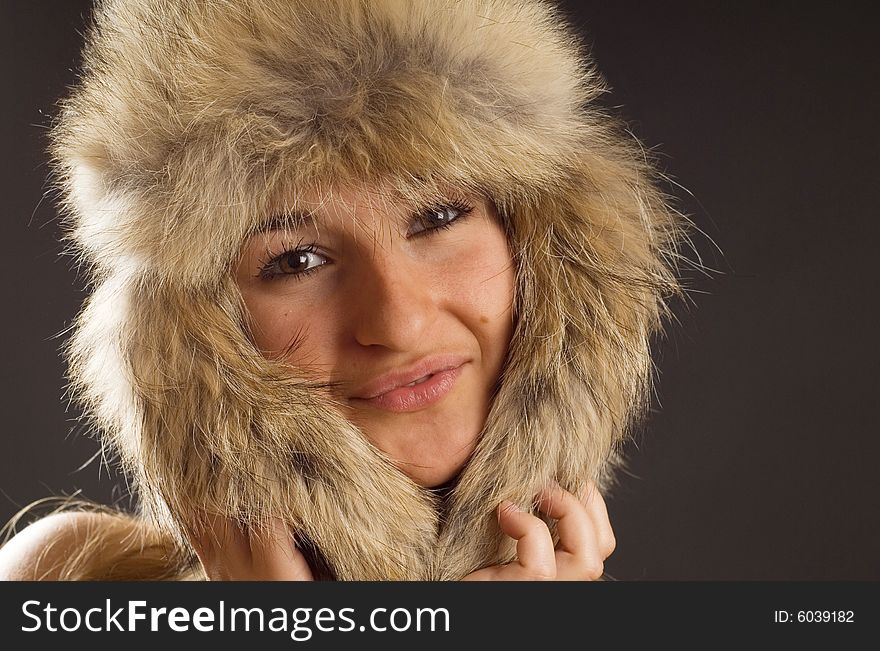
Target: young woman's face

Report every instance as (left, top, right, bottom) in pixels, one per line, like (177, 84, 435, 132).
(235, 185, 516, 487)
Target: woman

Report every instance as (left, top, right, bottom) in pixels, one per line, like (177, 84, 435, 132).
(0, 0, 683, 580)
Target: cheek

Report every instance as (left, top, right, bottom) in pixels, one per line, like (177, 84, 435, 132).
(242, 290, 336, 369)
(440, 227, 516, 351)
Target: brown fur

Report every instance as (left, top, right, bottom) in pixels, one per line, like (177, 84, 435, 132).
(50, 0, 684, 579)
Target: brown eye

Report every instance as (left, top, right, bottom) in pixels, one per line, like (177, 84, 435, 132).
(260, 245, 328, 280)
(407, 203, 472, 237)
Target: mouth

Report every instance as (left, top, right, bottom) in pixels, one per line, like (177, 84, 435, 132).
(351, 354, 470, 399)
(351, 363, 466, 413)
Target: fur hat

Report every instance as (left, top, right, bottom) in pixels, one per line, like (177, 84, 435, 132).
(52, 0, 683, 579)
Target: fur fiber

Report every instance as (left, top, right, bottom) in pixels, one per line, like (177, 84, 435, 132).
(53, 0, 684, 579)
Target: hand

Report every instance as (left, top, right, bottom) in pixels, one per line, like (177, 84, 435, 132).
(463, 481, 616, 581)
(189, 516, 314, 581)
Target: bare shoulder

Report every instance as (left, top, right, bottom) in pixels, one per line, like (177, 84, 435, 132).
(0, 511, 124, 581)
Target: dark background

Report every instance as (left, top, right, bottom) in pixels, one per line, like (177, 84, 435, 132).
(2, 1, 877, 580)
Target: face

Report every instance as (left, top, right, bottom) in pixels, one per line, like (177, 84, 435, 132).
(235, 184, 516, 487)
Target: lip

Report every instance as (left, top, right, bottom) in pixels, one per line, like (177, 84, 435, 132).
(350, 354, 469, 413)
(354, 365, 465, 413)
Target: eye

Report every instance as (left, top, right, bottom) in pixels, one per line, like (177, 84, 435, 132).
(259, 244, 328, 280)
(407, 200, 473, 238)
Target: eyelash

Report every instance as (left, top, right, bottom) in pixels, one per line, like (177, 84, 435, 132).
(257, 242, 323, 282)
(257, 199, 475, 281)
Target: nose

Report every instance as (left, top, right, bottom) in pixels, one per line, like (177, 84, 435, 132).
(349, 249, 436, 351)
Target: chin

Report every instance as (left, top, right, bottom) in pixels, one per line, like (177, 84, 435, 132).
(356, 415, 481, 488)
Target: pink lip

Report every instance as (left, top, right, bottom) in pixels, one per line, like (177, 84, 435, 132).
(354, 364, 465, 413)
(352, 354, 469, 399)
(350, 354, 469, 413)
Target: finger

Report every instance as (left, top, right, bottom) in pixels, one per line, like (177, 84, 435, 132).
(579, 481, 616, 559)
(538, 483, 604, 580)
(496, 501, 557, 579)
(249, 518, 314, 581)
